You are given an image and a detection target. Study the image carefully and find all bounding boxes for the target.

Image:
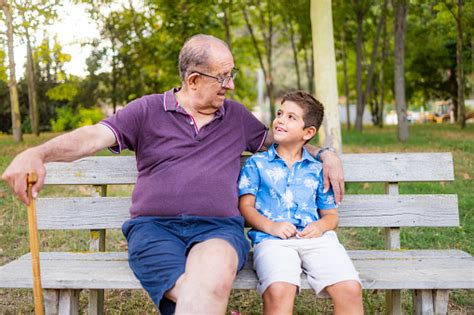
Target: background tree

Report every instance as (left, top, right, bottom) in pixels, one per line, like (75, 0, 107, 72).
(241, 0, 279, 121)
(393, 0, 409, 141)
(0, 0, 22, 142)
(15, 0, 60, 135)
(443, 0, 466, 128)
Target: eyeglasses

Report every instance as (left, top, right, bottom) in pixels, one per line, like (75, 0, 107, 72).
(192, 68, 239, 87)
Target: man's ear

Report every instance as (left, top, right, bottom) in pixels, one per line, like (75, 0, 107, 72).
(303, 126, 317, 141)
(186, 73, 200, 90)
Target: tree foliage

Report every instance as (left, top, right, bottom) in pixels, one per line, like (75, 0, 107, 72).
(0, 0, 472, 135)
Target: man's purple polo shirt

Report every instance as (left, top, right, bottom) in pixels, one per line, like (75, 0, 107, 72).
(100, 88, 268, 218)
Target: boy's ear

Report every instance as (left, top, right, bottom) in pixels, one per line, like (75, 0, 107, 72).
(303, 126, 317, 141)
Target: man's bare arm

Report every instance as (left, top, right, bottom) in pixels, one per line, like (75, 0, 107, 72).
(1, 123, 116, 205)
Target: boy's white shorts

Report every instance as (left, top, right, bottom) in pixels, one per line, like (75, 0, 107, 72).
(252, 230, 361, 297)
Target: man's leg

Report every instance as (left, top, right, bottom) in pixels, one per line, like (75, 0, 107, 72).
(173, 238, 238, 314)
(122, 217, 186, 314)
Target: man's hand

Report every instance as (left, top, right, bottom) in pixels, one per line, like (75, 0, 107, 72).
(320, 150, 344, 204)
(298, 222, 325, 239)
(268, 221, 297, 239)
(2, 148, 46, 205)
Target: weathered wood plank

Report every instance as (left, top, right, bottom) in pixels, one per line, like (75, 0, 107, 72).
(1, 251, 472, 290)
(43, 153, 454, 185)
(384, 182, 402, 315)
(341, 153, 454, 182)
(58, 289, 80, 315)
(414, 289, 434, 315)
(44, 289, 59, 315)
(433, 289, 449, 315)
(36, 194, 459, 230)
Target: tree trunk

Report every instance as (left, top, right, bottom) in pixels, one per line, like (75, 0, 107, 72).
(1, 0, 22, 142)
(455, 0, 465, 128)
(222, 0, 232, 49)
(342, 30, 351, 130)
(364, 0, 388, 124)
(26, 30, 39, 136)
(242, 4, 275, 121)
(266, 6, 275, 121)
(378, 14, 388, 128)
(285, 17, 301, 90)
(303, 45, 315, 94)
(311, 0, 342, 153)
(354, 5, 364, 131)
(393, 0, 409, 142)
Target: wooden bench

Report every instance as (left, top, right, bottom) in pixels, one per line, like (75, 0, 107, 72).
(0, 153, 473, 314)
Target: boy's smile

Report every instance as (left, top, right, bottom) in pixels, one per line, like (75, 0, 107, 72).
(273, 101, 315, 145)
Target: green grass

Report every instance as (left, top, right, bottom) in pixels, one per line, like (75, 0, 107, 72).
(0, 124, 473, 314)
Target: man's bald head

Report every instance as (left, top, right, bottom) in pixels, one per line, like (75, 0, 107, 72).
(178, 34, 231, 83)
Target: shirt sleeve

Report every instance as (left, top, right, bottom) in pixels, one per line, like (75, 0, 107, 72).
(99, 96, 149, 153)
(316, 170, 338, 210)
(238, 157, 261, 197)
(240, 105, 268, 153)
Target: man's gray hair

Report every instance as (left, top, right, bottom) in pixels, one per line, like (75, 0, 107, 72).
(178, 34, 229, 82)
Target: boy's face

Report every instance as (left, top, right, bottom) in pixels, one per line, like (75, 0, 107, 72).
(273, 101, 316, 145)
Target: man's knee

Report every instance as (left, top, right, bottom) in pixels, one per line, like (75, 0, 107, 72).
(186, 239, 239, 293)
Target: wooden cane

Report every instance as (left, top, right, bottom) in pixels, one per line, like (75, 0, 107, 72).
(27, 172, 44, 315)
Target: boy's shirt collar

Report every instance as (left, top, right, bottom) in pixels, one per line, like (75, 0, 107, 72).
(268, 143, 318, 164)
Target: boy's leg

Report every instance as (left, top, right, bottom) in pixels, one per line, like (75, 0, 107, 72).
(325, 280, 363, 315)
(263, 282, 298, 315)
(299, 231, 362, 314)
(253, 240, 302, 315)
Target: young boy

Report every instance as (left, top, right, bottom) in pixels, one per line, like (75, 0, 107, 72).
(238, 91, 363, 315)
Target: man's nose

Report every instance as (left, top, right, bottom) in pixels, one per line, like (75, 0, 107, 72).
(223, 77, 235, 90)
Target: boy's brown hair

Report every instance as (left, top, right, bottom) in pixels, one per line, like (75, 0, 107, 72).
(281, 91, 324, 131)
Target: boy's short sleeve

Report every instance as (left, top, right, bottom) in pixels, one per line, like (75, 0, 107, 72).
(238, 157, 261, 197)
(316, 171, 338, 210)
(99, 97, 149, 153)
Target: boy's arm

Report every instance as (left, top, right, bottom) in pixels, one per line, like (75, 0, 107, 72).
(239, 194, 297, 239)
(298, 209, 339, 239)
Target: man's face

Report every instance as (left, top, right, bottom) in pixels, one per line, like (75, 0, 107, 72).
(191, 46, 236, 112)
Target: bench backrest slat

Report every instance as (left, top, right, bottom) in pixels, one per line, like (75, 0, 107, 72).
(43, 153, 454, 185)
(36, 194, 459, 230)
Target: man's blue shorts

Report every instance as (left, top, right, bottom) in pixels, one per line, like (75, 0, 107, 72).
(122, 215, 250, 307)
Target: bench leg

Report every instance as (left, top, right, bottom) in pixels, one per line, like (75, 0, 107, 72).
(44, 289, 59, 315)
(433, 290, 449, 315)
(385, 289, 402, 315)
(88, 289, 104, 315)
(413, 289, 434, 315)
(58, 289, 81, 315)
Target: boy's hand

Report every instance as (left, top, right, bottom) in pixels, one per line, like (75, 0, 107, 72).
(298, 222, 325, 239)
(269, 222, 297, 239)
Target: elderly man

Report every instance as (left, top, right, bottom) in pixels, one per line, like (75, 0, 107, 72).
(2, 34, 344, 314)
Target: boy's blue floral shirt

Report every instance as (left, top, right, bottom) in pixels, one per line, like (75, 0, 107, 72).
(238, 144, 337, 245)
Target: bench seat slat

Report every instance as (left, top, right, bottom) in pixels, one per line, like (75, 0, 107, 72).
(1, 251, 472, 290)
(43, 153, 454, 185)
(36, 194, 459, 230)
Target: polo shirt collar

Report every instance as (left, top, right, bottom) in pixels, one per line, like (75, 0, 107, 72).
(268, 143, 317, 164)
(163, 87, 226, 118)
